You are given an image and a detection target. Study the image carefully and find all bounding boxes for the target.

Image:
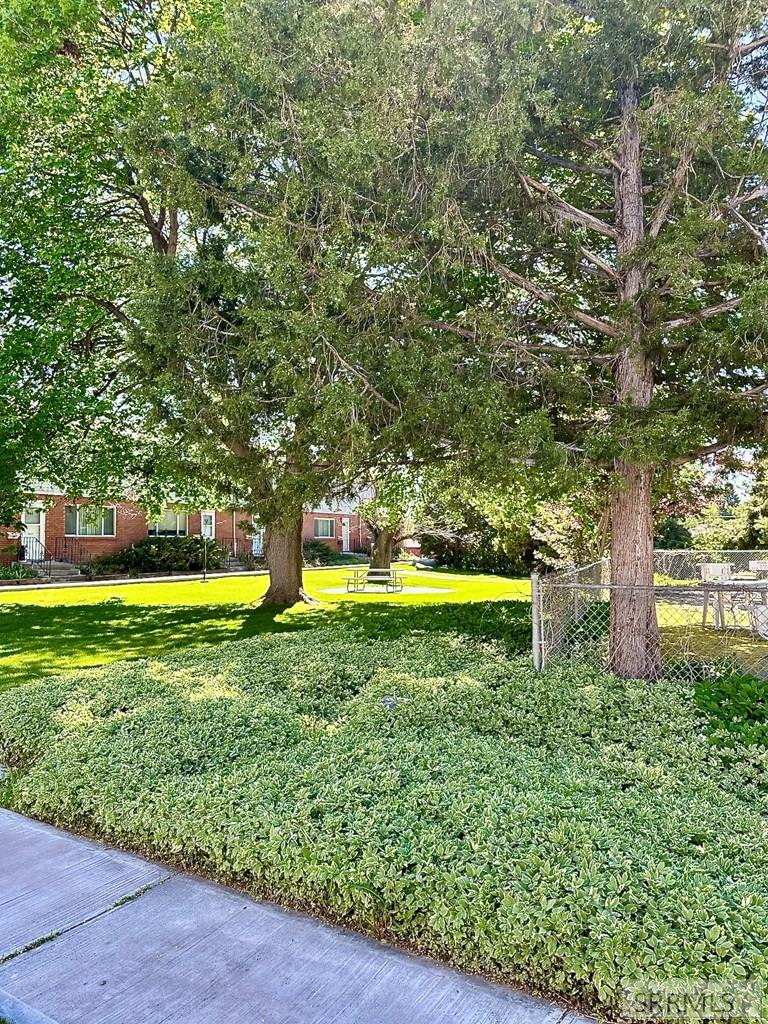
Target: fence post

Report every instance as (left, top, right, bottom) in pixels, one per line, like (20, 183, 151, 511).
(531, 572, 543, 671)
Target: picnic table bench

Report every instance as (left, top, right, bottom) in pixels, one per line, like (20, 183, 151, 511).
(346, 566, 404, 593)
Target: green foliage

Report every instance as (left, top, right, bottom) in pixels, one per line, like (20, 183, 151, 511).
(0, 563, 37, 580)
(0, 0, 194, 521)
(301, 540, 356, 567)
(654, 517, 693, 550)
(684, 503, 751, 551)
(695, 671, 768, 749)
(564, 601, 609, 645)
(745, 457, 768, 548)
(421, 524, 533, 576)
(90, 537, 226, 576)
(2, 633, 768, 1013)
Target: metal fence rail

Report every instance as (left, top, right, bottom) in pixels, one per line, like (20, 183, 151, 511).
(533, 551, 768, 680)
(654, 548, 768, 581)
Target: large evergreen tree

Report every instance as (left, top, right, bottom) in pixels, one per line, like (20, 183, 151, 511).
(1, 0, 485, 601)
(360, 0, 768, 677)
(5, 0, 767, 650)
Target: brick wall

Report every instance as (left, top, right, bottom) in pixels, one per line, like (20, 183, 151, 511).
(42, 497, 150, 557)
(302, 511, 371, 553)
(7, 496, 369, 564)
(187, 510, 256, 554)
(215, 510, 254, 552)
(30, 500, 259, 560)
(0, 527, 18, 565)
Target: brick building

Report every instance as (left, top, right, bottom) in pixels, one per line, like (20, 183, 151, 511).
(4, 486, 372, 566)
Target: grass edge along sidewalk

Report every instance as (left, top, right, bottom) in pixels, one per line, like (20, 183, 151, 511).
(0, 809, 592, 1024)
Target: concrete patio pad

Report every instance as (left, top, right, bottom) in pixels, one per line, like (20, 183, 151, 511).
(0, 810, 592, 1024)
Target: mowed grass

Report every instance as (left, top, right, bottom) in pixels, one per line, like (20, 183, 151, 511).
(0, 567, 529, 690)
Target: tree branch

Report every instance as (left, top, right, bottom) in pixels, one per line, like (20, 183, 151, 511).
(664, 297, 741, 330)
(422, 318, 616, 363)
(675, 439, 734, 464)
(520, 174, 618, 239)
(525, 146, 612, 177)
(78, 294, 137, 329)
(167, 208, 179, 257)
(488, 257, 622, 339)
(738, 34, 768, 57)
(319, 336, 399, 413)
(648, 142, 695, 239)
(579, 246, 619, 281)
(130, 191, 169, 254)
(726, 203, 768, 255)
(730, 185, 768, 207)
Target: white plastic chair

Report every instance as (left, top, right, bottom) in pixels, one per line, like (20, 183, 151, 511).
(699, 563, 732, 628)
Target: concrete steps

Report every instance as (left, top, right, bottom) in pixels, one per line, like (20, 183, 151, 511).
(22, 560, 85, 581)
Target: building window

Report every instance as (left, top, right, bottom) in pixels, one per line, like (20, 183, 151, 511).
(314, 517, 335, 539)
(64, 506, 116, 537)
(148, 511, 188, 537)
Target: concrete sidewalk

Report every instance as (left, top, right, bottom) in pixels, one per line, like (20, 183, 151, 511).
(0, 810, 592, 1024)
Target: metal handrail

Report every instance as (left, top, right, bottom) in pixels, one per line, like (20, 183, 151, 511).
(50, 536, 92, 569)
(17, 534, 52, 577)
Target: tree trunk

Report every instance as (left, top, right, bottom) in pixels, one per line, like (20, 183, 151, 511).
(263, 509, 309, 605)
(609, 76, 662, 679)
(609, 457, 662, 679)
(370, 526, 395, 569)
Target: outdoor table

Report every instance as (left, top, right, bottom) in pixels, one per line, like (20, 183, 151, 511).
(702, 579, 768, 630)
(345, 567, 404, 593)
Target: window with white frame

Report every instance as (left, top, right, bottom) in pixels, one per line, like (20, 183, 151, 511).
(148, 510, 188, 537)
(313, 517, 335, 539)
(64, 505, 116, 537)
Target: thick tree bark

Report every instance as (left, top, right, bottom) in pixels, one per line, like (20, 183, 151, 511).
(609, 77, 662, 679)
(370, 526, 396, 569)
(609, 456, 662, 679)
(263, 509, 309, 605)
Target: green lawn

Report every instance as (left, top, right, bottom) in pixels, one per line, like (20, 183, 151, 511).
(0, 566, 530, 690)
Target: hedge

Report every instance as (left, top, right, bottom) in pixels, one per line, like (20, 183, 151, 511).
(2, 631, 768, 1015)
(89, 536, 227, 575)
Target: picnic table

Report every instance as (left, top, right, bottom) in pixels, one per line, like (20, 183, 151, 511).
(345, 566, 404, 594)
(700, 573, 768, 635)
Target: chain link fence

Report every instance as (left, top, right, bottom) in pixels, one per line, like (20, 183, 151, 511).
(533, 551, 768, 680)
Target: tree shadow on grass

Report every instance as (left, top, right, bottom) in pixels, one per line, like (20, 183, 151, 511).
(0, 602, 300, 690)
(0, 598, 531, 691)
(297, 598, 531, 647)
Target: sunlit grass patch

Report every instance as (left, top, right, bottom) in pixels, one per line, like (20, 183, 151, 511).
(0, 566, 530, 690)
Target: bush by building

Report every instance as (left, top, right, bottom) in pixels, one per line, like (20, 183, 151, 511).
(90, 536, 226, 576)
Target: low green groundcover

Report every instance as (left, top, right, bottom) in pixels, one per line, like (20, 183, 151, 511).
(2, 630, 768, 1014)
